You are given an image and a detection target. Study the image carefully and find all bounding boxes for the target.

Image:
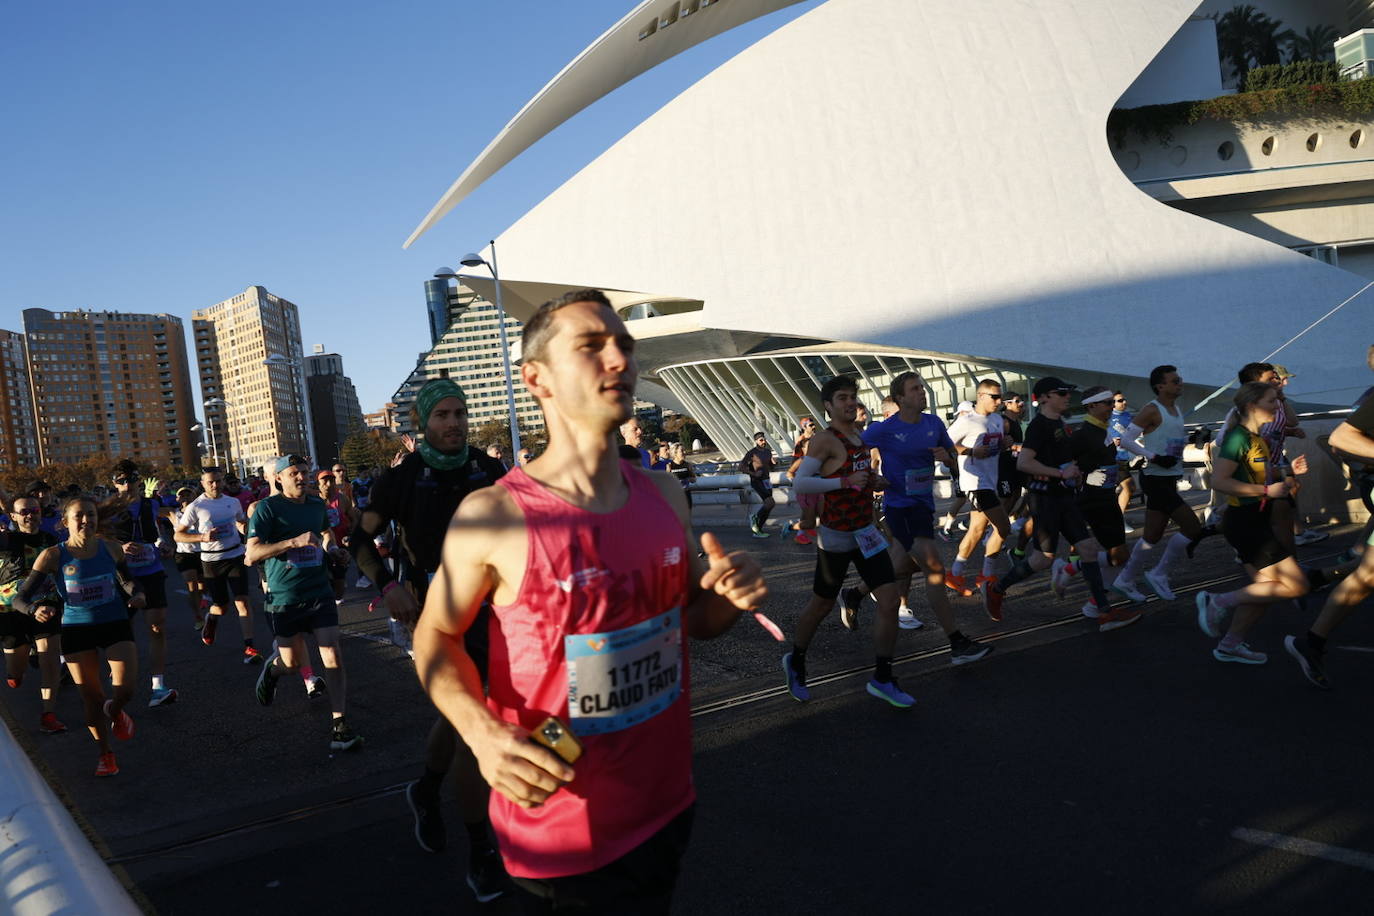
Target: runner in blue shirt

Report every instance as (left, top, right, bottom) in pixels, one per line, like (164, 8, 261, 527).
(1109, 391, 1138, 528)
(862, 371, 992, 665)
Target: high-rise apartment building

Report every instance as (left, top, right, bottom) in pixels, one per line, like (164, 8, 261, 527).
(388, 281, 544, 443)
(305, 350, 364, 463)
(192, 286, 310, 477)
(0, 330, 39, 471)
(20, 309, 197, 468)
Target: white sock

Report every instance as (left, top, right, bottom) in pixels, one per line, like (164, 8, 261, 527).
(899, 599, 910, 612)
(151, 675, 165, 691)
(1119, 537, 1155, 582)
(951, 556, 968, 576)
(1159, 532, 1190, 575)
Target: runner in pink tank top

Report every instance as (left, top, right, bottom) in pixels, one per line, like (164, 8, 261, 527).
(413, 289, 768, 913)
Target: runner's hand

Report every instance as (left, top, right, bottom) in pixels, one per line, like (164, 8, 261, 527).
(472, 719, 574, 809)
(844, 469, 870, 490)
(698, 532, 768, 610)
(144, 478, 160, 498)
(1291, 454, 1309, 475)
(34, 604, 57, 624)
(1265, 481, 1292, 499)
(383, 583, 420, 626)
(127, 592, 147, 611)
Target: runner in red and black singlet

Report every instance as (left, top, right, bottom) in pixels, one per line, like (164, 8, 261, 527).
(414, 289, 766, 913)
(785, 375, 913, 708)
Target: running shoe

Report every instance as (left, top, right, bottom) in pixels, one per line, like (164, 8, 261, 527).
(1081, 599, 1101, 619)
(944, 573, 973, 597)
(1098, 607, 1142, 633)
(974, 574, 996, 588)
(405, 780, 446, 853)
(193, 615, 205, 632)
(147, 687, 178, 708)
(747, 512, 761, 536)
(5, 676, 20, 689)
(306, 675, 327, 699)
(866, 677, 915, 708)
(200, 594, 212, 612)
(1195, 591, 1226, 638)
(201, 614, 218, 646)
(330, 718, 364, 751)
(981, 581, 1004, 622)
(1050, 558, 1070, 597)
(255, 651, 281, 706)
(1213, 642, 1267, 665)
(1283, 635, 1331, 690)
(355, 575, 372, 589)
(104, 701, 134, 741)
(781, 652, 810, 702)
(949, 640, 992, 666)
(839, 587, 863, 632)
(95, 751, 119, 777)
(793, 530, 814, 545)
(897, 607, 924, 630)
(1143, 568, 1176, 602)
(466, 845, 509, 903)
(39, 711, 67, 734)
(242, 646, 263, 665)
(1293, 529, 1329, 546)
(1110, 577, 1147, 604)
(935, 526, 953, 543)
(751, 528, 771, 539)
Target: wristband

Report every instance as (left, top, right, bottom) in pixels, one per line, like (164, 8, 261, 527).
(381, 581, 401, 597)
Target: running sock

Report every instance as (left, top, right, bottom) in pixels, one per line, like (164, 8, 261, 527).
(981, 554, 998, 578)
(1080, 561, 1110, 611)
(1307, 631, 1328, 653)
(1215, 590, 1240, 609)
(1186, 525, 1218, 559)
(874, 656, 893, 683)
(1159, 532, 1190, 575)
(300, 664, 315, 682)
(1097, 550, 1109, 568)
(951, 556, 969, 576)
(1010, 516, 1027, 535)
(995, 558, 1035, 592)
(151, 675, 164, 691)
(416, 765, 445, 801)
(243, 638, 255, 649)
(1218, 633, 1243, 651)
(790, 645, 807, 677)
(1118, 537, 1156, 582)
(947, 630, 968, 647)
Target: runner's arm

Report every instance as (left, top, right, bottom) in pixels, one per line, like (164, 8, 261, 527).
(1210, 456, 1288, 500)
(413, 490, 574, 808)
(108, 541, 147, 609)
(348, 507, 395, 590)
(1016, 446, 1075, 480)
(1329, 422, 1374, 463)
(10, 546, 61, 618)
(245, 530, 311, 565)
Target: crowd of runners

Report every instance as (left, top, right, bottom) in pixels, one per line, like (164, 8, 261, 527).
(0, 287, 1371, 913)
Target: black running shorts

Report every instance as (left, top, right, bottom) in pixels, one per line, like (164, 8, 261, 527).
(1141, 474, 1185, 514)
(0, 609, 60, 649)
(812, 545, 895, 600)
(202, 557, 249, 606)
(970, 489, 1000, 512)
(62, 619, 135, 655)
(1076, 487, 1126, 550)
(1028, 491, 1092, 555)
(174, 552, 201, 575)
(1223, 503, 1291, 569)
(883, 504, 935, 552)
(265, 597, 339, 638)
(133, 571, 168, 613)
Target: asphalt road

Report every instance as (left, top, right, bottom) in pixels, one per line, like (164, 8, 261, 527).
(3, 499, 1372, 914)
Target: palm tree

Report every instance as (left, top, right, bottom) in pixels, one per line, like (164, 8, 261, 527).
(1214, 4, 1295, 84)
(1288, 24, 1340, 62)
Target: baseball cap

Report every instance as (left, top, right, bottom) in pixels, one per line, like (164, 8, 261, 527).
(1032, 377, 1079, 397)
(273, 454, 307, 474)
(956, 400, 974, 414)
(316, 469, 334, 480)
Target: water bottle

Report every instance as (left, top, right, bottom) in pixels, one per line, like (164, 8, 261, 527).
(389, 617, 414, 657)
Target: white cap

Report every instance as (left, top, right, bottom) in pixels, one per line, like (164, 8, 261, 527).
(956, 400, 974, 414)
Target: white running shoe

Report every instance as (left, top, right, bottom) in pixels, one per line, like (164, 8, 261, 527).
(1144, 568, 1176, 602)
(1081, 599, 1101, 619)
(355, 575, 372, 589)
(1050, 558, 1071, 598)
(1110, 577, 1147, 603)
(897, 607, 924, 630)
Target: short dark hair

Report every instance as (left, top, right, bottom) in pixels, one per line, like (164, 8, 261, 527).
(976, 378, 1000, 393)
(888, 371, 922, 403)
(821, 374, 859, 406)
(522, 288, 615, 364)
(1149, 365, 1177, 394)
(1238, 362, 1274, 384)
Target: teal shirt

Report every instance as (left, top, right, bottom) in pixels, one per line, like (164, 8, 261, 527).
(246, 494, 334, 605)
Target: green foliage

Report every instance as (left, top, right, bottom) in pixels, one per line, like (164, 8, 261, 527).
(1214, 4, 1293, 83)
(340, 429, 398, 476)
(1108, 79, 1374, 147)
(1288, 25, 1340, 63)
(1244, 60, 1341, 92)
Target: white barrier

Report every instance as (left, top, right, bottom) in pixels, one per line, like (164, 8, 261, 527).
(0, 722, 141, 915)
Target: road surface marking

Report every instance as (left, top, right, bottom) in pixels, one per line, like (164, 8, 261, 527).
(1232, 828, 1374, 871)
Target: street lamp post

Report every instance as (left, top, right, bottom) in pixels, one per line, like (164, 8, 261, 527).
(192, 420, 219, 465)
(263, 353, 317, 467)
(435, 239, 521, 457)
(205, 397, 244, 478)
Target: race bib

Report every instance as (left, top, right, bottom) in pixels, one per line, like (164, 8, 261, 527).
(981, 433, 1002, 457)
(855, 524, 889, 559)
(565, 607, 683, 737)
(1166, 437, 1186, 458)
(66, 575, 115, 607)
(286, 545, 323, 568)
(904, 469, 933, 497)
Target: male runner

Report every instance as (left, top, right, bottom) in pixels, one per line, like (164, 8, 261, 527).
(247, 455, 362, 752)
(176, 468, 259, 663)
(1109, 392, 1138, 530)
(414, 289, 765, 912)
(946, 379, 1014, 597)
(1284, 382, 1374, 688)
(936, 401, 974, 539)
(785, 375, 915, 706)
(317, 470, 356, 603)
(1113, 365, 1206, 602)
(106, 460, 177, 706)
(618, 416, 653, 468)
(983, 378, 1140, 632)
(740, 432, 776, 539)
(0, 495, 66, 733)
(862, 372, 993, 659)
(350, 378, 510, 902)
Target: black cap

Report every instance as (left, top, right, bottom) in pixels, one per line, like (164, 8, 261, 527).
(1032, 377, 1078, 397)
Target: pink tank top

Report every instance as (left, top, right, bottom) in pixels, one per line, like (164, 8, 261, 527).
(487, 461, 694, 879)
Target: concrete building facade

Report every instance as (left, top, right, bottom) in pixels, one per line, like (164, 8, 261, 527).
(0, 330, 39, 472)
(21, 308, 197, 468)
(306, 351, 364, 464)
(192, 286, 310, 477)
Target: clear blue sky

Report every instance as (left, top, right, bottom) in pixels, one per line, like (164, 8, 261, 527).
(0, 0, 820, 412)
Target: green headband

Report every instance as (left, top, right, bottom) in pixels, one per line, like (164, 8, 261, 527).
(416, 379, 467, 428)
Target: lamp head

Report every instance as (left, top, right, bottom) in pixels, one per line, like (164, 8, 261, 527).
(433, 266, 458, 280)
(459, 253, 487, 268)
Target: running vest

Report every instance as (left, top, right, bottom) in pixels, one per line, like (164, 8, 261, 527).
(111, 496, 164, 574)
(819, 428, 874, 533)
(1141, 399, 1186, 477)
(324, 493, 349, 544)
(53, 542, 127, 626)
(487, 461, 694, 880)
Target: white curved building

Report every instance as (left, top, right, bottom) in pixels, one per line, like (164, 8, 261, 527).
(409, 0, 1374, 457)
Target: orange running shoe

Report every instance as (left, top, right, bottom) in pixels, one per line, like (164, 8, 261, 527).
(95, 751, 119, 777)
(104, 700, 135, 741)
(944, 574, 974, 597)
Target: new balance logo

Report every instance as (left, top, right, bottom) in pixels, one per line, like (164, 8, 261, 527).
(663, 547, 681, 567)
(554, 567, 611, 592)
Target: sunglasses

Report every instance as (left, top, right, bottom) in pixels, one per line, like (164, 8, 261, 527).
(16, 507, 40, 516)
(112, 476, 133, 484)
(982, 393, 1003, 400)
(1113, 398, 1126, 403)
